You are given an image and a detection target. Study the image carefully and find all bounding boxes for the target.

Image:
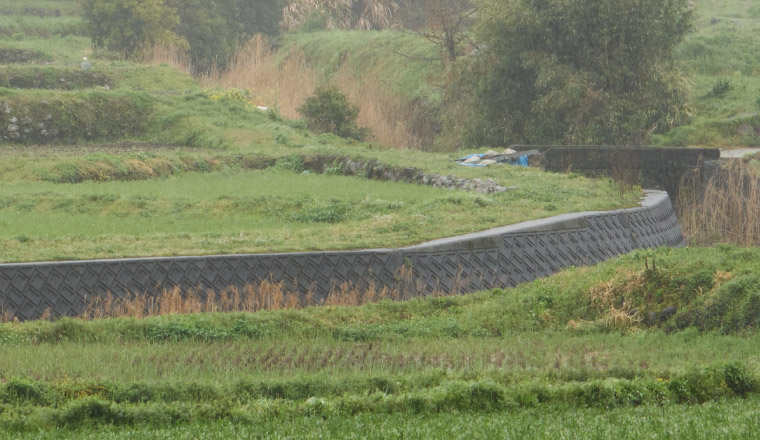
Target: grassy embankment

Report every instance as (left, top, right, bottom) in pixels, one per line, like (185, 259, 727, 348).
(652, 0, 760, 147)
(1, 246, 760, 436)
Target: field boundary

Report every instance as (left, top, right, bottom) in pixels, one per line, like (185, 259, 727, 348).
(0, 191, 684, 320)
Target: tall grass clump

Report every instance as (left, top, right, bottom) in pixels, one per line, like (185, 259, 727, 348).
(333, 59, 437, 149)
(80, 266, 424, 320)
(209, 34, 316, 119)
(679, 160, 760, 245)
(144, 42, 194, 77)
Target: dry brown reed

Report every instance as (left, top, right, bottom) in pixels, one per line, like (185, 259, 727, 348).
(79, 264, 447, 320)
(144, 42, 194, 76)
(588, 269, 644, 328)
(0, 306, 18, 323)
(609, 149, 640, 200)
(206, 34, 316, 118)
(679, 160, 760, 246)
(333, 59, 431, 149)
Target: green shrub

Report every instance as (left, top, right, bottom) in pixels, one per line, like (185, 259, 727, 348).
(451, 0, 693, 147)
(174, 0, 283, 73)
(291, 202, 350, 224)
(297, 86, 370, 141)
(0, 48, 48, 63)
(274, 155, 305, 173)
(707, 79, 732, 98)
(2, 378, 51, 405)
(723, 363, 756, 397)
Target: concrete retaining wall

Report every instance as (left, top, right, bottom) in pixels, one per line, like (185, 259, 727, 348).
(522, 145, 721, 196)
(0, 191, 684, 320)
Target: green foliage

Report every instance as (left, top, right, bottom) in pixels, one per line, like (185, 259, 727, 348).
(297, 86, 370, 140)
(290, 200, 350, 223)
(78, 0, 186, 59)
(0, 47, 47, 63)
(78, 0, 282, 71)
(706, 79, 732, 98)
(172, 0, 282, 73)
(451, 0, 694, 147)
(274, 155, 306, 173)
(670, 274, 760, 333)
(0, 366, 755, 431)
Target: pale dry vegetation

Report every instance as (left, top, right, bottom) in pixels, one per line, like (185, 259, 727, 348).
(679, 160, 760, 245)
(283, 0, 399, 30)
(80, 265, 446, 320)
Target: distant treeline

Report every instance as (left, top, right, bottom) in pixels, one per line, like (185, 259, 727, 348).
(78, 0, 282, 73)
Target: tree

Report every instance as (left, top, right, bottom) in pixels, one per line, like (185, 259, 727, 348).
(413, 0, 476, 63)
(172, 0, 282, 73)
(80, 0, 282, 71)
(455, 0, 694, 147)
(79, 0, 186, 59)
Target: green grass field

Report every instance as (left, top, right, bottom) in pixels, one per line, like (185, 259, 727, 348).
(5, 404, 760, 440)
(0, 166, 630, 262)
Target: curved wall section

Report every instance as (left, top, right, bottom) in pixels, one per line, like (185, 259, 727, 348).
(0, 191, 684, 320)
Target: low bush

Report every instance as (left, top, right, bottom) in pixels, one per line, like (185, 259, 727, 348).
(297, 86, 370, 141)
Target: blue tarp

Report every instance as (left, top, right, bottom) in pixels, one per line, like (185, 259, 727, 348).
(459, 162, 487, 167)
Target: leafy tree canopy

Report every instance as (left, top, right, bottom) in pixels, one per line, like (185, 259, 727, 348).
(80, 0, 186, 59)
(457, 0, 694, 147)
(79, 0, 282, 71)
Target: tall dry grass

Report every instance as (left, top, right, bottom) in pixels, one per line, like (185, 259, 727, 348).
(679, 160, 760, 245)
(79, 265, 448, 320)
(211, 35, 316, 118)
(147, 35, 432, 149)
(145, 42, 194, 76)
(333, 59, 432, 149)
(608, 149, 640, 200)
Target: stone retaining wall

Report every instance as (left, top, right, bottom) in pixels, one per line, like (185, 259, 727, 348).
(301, 155, 511, 194)
(0, 191, 684, 321)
